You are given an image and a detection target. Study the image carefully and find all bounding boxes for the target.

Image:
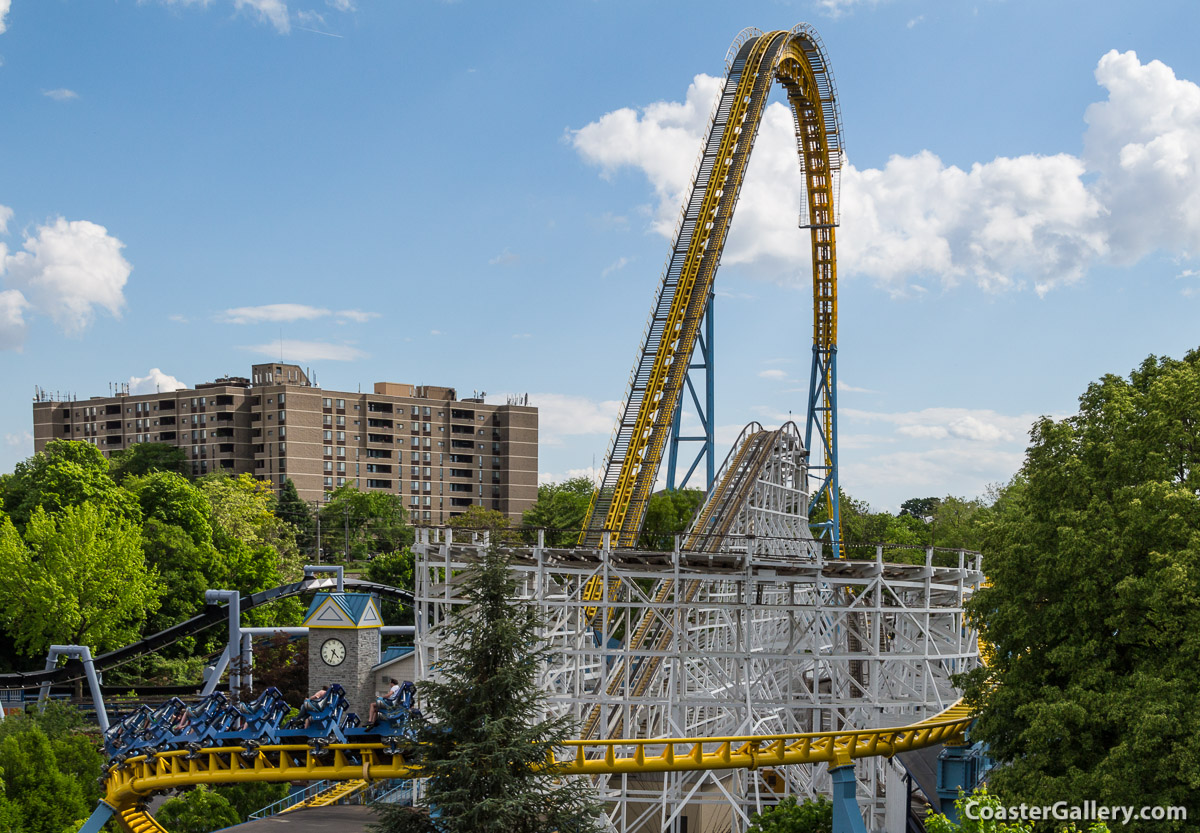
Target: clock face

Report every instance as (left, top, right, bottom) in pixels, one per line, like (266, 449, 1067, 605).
(320, 638, 346, 667)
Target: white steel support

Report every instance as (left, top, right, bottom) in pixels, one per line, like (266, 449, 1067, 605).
(411, 424, 982, 833)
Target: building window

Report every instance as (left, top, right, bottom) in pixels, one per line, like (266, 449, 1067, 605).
(337, 431, 345, 442)
(325, 477, 333, 487)
(336, 415, 345, 426)
(337, 448, 346, 458)
(323, 398, 332, 408)
(324, 446, 333, 456)
(336, 399, 345, 408)
(324, 430, 333, 440)
(337, 462, 345, 472)
(324, 415, 332, 426)
(325, 461, 333, 472)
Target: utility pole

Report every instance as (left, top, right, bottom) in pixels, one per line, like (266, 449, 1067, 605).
(315, 506, 322, 565)
(344, 505, 351, 561)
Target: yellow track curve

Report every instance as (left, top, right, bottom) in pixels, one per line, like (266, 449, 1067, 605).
(98, 700, 972, 830)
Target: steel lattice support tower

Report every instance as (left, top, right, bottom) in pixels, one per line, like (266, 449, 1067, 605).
(413, 535, 981, 830)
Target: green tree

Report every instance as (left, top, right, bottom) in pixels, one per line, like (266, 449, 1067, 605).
(365, 549, 415, 625)
(213, 781, 289, 821)
(522, 477, 594, 546)
(155, 785, 241, 833)
(899, 496, 941, 522)
(929, 495, 986, 551)
(319, 484, 414, 560)
(0, 439, 139, 531)
(446, 504, 515, 540)
(0, 722, 88, 833)
(638, 488, 704, 550)
(960, 349, 1200, 829)
(109, 442, 190, 482)
(275, 478, 315, 555)
(0, 504, 161, 656)
(372, 545, 602, 833)
(925, 788, 1109, 833)
(747, 794, 832, 833)
(0, 779, 21, 833)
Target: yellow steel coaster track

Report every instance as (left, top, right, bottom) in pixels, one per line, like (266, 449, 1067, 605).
(280, 778, 368, 813)
(580, 25, 842, 552)
(95, 701, 972, 832)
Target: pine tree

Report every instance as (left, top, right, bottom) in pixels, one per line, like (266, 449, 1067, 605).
(372, 545, 602, 833)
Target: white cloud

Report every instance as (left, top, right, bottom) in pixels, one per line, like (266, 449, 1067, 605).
(489, 248, 519, 266)
(838, 380, 877, 394)
(0, 205, 11, 234)
(571, 51, 1200, 297)
(218, 303, 378, 324)
(168, 313, 188, 323)
(296, 10, 325, 26)
(241, 339, 365, 361)
(128, 368, 188, 394)
(43, 89, 79, 101)
(335, 309, 378, 323)
(489, 392, 622, 446)
(327, 0, 355, 10)
(0, 0, 10, 35)
(4, 431, 32, 450)
(757, 369, 787, 380)
(220, 303, 329, 324)
(235, 0, 289, 33)
(2, 217, 131, 337)
(843, 406, 1037, 445)
(602, 256, 631, 277)
(0, 289, 28, 351)
(841, 446, 1026, 511)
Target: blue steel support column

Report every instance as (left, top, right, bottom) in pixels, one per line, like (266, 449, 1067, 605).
(830, 761, 867, 833)
(77, 802, 116, 833)
(666, 296, 716, 491)
(805, 343, 840, 553)
(937, 744, 973, 823)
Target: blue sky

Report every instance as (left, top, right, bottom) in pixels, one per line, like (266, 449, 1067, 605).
(1, 0, 1198, 511)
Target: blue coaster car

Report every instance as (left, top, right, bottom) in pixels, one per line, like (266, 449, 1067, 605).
(112, 698, 191, 761)
(104, 705, 153, 760)
(344, 682, 420, 751)
(214, 687, 291, 755)
(276, 684, 350, 748)
(158, 693, 235, 755)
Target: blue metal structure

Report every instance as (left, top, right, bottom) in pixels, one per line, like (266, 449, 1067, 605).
(805, 342, 840, 551)
(666, 299, 716, 492)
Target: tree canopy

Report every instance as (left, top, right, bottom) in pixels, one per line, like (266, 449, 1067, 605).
(0, 503, 161, 655)
(960, 349, 1200, 828)
(638, 488, 705, 550)
(319, 483, 413, 560)
(522, 477, 594, 546)
(108, 442, 190, 482)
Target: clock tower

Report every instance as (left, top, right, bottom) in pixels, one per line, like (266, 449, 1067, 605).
(302, 592, 383, 717)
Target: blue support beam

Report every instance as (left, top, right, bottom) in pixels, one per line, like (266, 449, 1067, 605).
(78, 802, 116, 833)
(804, 342, 840, 554)
(831, 762, 867, 833)
(667, 297, 715, 492)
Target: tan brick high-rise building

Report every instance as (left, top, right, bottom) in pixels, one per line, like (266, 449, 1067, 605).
(32, 363, 538, 524)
